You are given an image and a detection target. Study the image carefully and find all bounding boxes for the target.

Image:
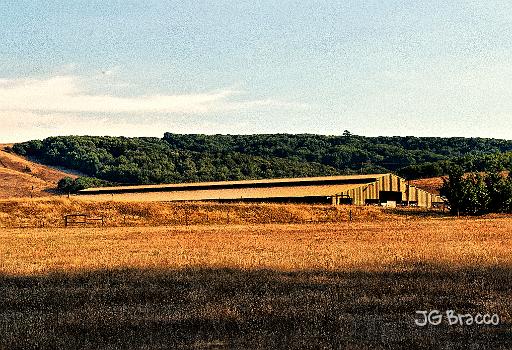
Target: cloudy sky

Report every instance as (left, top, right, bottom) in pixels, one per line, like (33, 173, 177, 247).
(1, 1, 512, 142)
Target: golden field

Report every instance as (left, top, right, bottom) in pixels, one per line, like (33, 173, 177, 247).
(1, 200, 511, 349)
(0, 197, 394, 228)
(1, 218, 511, 275)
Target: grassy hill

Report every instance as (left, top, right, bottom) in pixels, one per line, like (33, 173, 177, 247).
(0, 144, 77, 198)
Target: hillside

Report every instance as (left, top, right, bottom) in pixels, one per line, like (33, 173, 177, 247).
(163, 133, 512, 179)
(411, 176, 445, 195)
(11, 134, 512, 190)
(12, 136, 340, 186)
(0, 144, 77, 198)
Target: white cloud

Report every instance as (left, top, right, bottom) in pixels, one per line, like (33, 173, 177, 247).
(0, 74, 306, 142)
(0, 75, 223, 113)
(0, 75, 298, 114)
(0, 110, 255, 143)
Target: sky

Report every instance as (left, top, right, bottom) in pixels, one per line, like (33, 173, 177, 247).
(1, 0, 512, 142)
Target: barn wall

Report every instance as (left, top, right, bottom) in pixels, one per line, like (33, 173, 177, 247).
(334, 174, 442, 208)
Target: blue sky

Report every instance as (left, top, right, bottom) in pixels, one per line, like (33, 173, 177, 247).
(1, 1, 511, 142)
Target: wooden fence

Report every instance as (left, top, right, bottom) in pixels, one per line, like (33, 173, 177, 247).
(64, 214, 105, 227)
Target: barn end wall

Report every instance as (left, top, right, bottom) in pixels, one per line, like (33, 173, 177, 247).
(334, 174, 442, 208)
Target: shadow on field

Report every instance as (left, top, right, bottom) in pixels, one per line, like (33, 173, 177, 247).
(1, 264, 511, 349)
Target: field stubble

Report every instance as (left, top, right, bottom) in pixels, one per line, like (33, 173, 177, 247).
(1, 201, 511, 349)
(0, 219, 511, 274)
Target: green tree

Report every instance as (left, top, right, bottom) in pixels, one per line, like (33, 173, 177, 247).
(441, 165, 465, 215)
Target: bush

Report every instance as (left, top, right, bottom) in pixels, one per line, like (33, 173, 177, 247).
(441, 165, 512, 215)
(58, 176, 111, 194)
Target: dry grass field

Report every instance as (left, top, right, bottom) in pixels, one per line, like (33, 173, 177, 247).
(0, 145, 77, 198)
(1, 203, 511, 349)
(0, 218, 511, 274)
(0, 198, 400, 228)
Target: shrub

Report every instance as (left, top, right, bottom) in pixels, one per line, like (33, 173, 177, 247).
(58, 176, 111, 193)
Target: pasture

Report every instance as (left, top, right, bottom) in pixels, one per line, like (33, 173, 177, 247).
(1, 211, 511, 349)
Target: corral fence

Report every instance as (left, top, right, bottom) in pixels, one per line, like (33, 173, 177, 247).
(64, 214, 105, 227)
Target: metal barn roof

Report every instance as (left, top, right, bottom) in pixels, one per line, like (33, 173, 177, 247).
(78, 182, 374, 202)
(79, 173, 391, 194)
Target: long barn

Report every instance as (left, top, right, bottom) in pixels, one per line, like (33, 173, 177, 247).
(78, 173, 443, 208)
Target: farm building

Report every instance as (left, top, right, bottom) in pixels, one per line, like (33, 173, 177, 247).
(78, 173, 444, 208)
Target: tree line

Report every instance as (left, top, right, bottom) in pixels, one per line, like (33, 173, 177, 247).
(12, 133, 512, 193)
(441, 165, 512, 215)
(12, 136, 339, 192)
(163, 133, 512, 177)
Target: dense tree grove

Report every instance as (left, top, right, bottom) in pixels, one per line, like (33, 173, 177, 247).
(162, 133, 512, 178)
(397, 152, 512, 179)
(12, 133, 512, 192)
(441, 165, 512, 215)
(13, 136, 339, 191)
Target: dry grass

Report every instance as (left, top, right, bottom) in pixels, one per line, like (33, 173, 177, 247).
(411, 172, 511, 195)
(0, 146, 76, 198)
(411, 176, 445, 195)
(0, 168, 51, 198)
(1, 202, 511, 348)
(2, 265, 511, 350)
(0, 198, 401, 228)
(0, 218, 511, 275)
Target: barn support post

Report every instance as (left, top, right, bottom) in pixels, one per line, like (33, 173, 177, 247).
(406, 181, 410, 207)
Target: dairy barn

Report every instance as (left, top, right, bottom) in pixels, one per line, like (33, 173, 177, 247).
(78, 173, 444, 208)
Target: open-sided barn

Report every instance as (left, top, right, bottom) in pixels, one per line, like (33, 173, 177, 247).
(78, 173, 443, 208)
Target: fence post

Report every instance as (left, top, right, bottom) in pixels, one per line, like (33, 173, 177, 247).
(349, 210, 352, 222)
